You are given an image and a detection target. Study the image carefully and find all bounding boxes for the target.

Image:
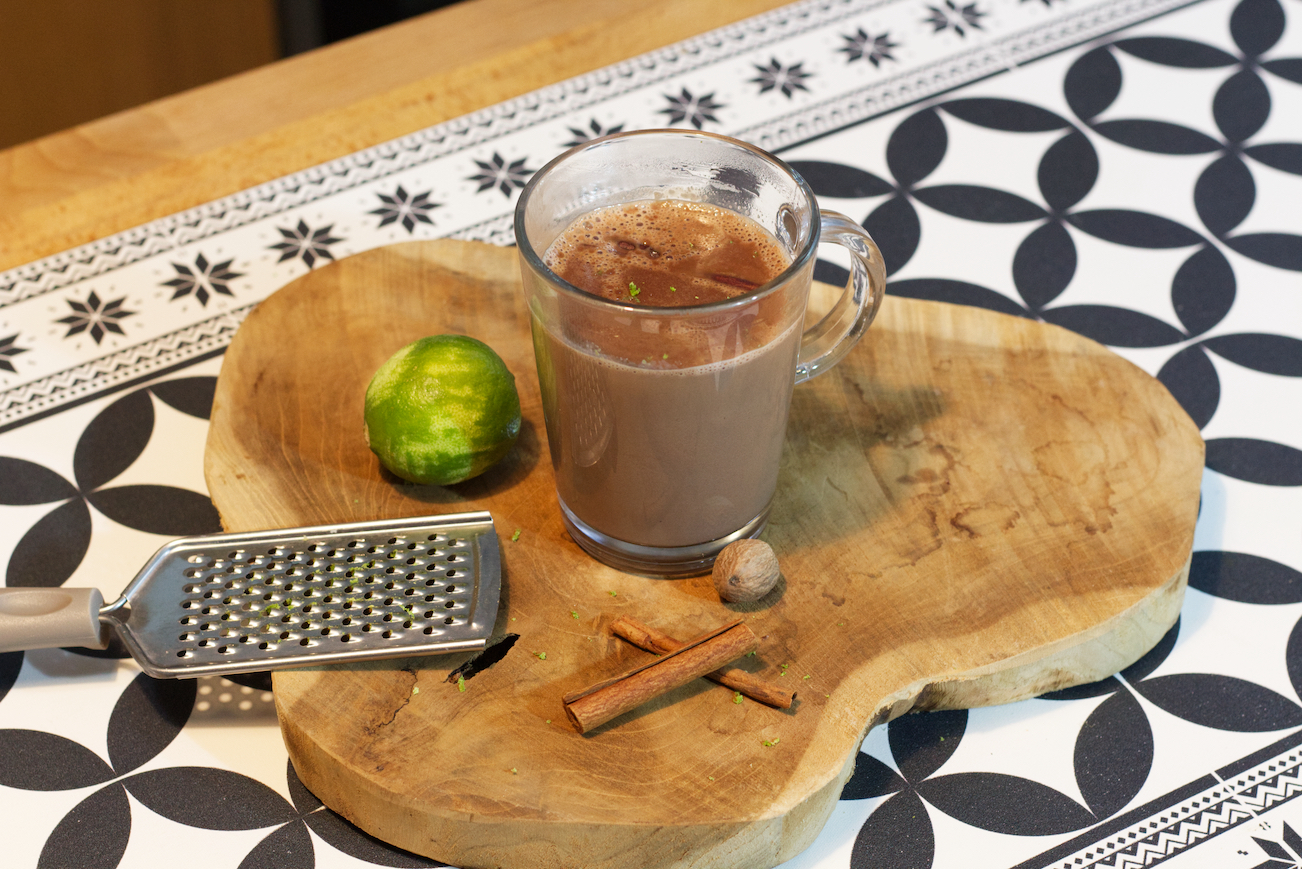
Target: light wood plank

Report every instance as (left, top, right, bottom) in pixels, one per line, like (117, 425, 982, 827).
(0, 0, 791, 271)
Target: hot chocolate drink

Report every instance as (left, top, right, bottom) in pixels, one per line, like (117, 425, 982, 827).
(536, 200, 802, 549)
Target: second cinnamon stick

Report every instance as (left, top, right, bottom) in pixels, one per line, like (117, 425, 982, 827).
(563, 620, 757, 733)
(610, 615, 795, 709)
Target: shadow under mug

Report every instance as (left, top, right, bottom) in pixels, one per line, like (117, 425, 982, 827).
(515, 130, 887, 576)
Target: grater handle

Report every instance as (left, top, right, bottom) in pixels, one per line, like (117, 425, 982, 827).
(0, 588, 110, 653)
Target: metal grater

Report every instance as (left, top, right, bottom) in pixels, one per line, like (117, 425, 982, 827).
(0, 511, 501, 678)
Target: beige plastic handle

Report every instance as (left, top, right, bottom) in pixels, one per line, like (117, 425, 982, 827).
(795, 209, 889, 385)
(0, 588, 109, 653)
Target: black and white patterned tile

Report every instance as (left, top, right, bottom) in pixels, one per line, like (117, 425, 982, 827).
(1, 0, 1300, 866)
(0, 0, 1195, 432)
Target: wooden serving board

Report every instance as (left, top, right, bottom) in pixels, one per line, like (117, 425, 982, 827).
(204, 240, 1203, 869)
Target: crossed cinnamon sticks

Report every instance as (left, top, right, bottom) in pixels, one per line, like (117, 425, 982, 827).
(562, 615, 796, 734)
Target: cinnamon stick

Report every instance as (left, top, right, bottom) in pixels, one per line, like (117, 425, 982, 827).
(610, 615, 795, 709)
(563, 620, 757, 733)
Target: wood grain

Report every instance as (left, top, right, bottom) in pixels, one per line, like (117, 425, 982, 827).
(0, 0, 791, 272)
(0, 0, 279, 150)
(204, 239, 1204, 869)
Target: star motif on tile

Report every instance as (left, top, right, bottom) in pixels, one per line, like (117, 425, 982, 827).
(750, 58, 814, 98)
(370, 186, 442, 233)
(0, 333, 28, 373)
(839, 28, 900, 67)
(924, 0, 986, 37)
(55, 291, 135, 344)
(468, 153, 535, 198)
(161, 254, 243, 306)
(1250, 821, 1302, 866)
(563, 118, 626, 148)
(270, 220, 345, 269)
(659, 88, 725, 130)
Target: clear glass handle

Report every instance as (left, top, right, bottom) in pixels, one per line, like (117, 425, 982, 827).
(795, 209, 888, 384)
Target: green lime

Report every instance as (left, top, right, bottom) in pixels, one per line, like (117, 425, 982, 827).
(364, 335, 521, 485)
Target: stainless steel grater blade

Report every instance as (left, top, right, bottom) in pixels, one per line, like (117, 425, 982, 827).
(0, 511, 501, 678)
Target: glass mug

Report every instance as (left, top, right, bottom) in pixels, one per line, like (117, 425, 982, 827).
(515, 130, 887, 575)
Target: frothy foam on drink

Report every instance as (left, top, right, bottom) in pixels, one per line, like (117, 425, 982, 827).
(543, 200, 790, 308)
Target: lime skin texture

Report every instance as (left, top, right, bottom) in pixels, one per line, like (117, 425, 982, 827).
(364, 335, 522, 485)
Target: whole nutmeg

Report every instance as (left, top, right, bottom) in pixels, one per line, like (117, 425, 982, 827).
(712, 540, 781, 603)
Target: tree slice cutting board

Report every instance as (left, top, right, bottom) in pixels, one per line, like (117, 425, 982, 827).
(204, 239, 1203, 869)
